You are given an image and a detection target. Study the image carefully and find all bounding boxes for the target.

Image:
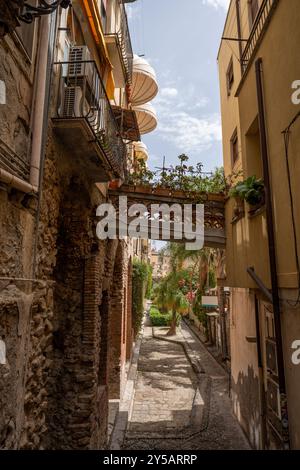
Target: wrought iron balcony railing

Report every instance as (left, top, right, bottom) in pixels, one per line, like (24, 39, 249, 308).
(105, 0, 133, 85)
(55, 59, 127, 179)
(241, 0, 279, 73)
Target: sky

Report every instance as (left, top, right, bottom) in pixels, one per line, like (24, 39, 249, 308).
(126, 0, 230, 174)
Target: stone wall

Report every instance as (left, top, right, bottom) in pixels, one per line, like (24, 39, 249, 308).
(0, 32, 37, 182)
(0, 21, 135, 449)
(0, 123, 134, 449)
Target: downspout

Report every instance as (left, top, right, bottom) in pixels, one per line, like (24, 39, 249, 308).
(31, 10, 60, 278)
(255, 58, 290, 447)
(29, 15, 51, 188)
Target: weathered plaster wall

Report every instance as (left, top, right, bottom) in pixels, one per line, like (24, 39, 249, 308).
(230, 288, 261, 449)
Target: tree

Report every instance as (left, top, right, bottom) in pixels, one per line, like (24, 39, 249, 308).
(153, 271, 189, 335)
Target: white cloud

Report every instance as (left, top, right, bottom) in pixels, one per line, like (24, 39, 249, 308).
(202, 0, 230, 10)
(153, 91, 221, 155)
(160, 87, 178, 98)
(158, 110, 222, 154)
(194, 97, 209, 108)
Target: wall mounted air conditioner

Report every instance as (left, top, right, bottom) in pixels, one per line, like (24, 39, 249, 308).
(67, 45, 94, 87)
(59, 86, 87, 118)
(59, 86, 100, 134)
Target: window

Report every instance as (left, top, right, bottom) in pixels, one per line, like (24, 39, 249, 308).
(248, 0, 259, 27)
(230, 128, 239, 167)
(15, 19, 36, 59)
(14, 0, 37, 59)
(226, 58, 234, 95)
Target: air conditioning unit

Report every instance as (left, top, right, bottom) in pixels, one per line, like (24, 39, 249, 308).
(59, 86, 100, 133)
(67, 46, 94, 87)
(59, 86, 86, 118)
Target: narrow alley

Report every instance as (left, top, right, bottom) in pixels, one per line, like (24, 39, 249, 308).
(1, 0, 300, 459)
(121, 317, 250, 450)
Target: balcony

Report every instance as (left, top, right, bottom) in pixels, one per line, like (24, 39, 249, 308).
(105, 0, 133, 86)
(241, 0, 279, 73)
(52, 59, 127, 182)
(111, 105, 140, 141)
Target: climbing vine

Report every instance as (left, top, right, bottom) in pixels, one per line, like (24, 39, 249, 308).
(132, 259, 149, 337)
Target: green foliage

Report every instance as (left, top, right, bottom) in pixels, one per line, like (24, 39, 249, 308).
(145, 264, 153, 299)
(229, 176, 264, 206)
(132, 259, 148, 337)
(149, 306, 181, 327)
(209, 270, 216, 289)
(128, 159, 155, 186)
(196, 308, 208, 331)
(193, 290, 202, 316)
(127, 154, 226, 195)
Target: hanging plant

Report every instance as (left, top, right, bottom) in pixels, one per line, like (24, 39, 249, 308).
(229, 176, 264, 207)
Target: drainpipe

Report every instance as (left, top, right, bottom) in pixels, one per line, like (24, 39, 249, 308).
(29, 15, 51, 188)
(255, 58, 290, 447)
(31, 10, 59, 278)
(0, 168, 37, 193)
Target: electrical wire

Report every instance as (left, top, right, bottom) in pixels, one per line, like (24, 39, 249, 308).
(280, 111, 300, 307)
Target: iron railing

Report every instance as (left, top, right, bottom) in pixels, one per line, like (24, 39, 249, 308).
(106, 0, 133, 84)
(241, 0, 279, 73)
(0, 138, 30, 181)
(55, 59, 127, 178)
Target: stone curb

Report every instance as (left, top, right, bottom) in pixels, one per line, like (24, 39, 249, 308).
(182, 318, 229, 375)
(109, 318, 145, 450)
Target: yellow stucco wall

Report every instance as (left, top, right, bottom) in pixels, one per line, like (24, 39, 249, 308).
(218, 0, 300, 290)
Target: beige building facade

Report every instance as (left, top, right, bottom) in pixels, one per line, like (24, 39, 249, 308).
(218, 0, 300, 449)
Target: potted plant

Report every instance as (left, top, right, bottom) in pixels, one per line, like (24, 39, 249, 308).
(229, 176, 265, 217)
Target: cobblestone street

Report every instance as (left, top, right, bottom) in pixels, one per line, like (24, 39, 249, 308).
(123, 320, 250, 450)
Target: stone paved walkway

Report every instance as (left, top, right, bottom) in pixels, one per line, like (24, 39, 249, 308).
(123, 320, 251, 450)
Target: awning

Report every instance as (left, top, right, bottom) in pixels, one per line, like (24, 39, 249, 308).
(133, 102, 158, 135)
(133, 141, 149, 160)
(112, 106, 141, 142)
(82, 0, 115, 99)
(131, 55, 158, 106)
